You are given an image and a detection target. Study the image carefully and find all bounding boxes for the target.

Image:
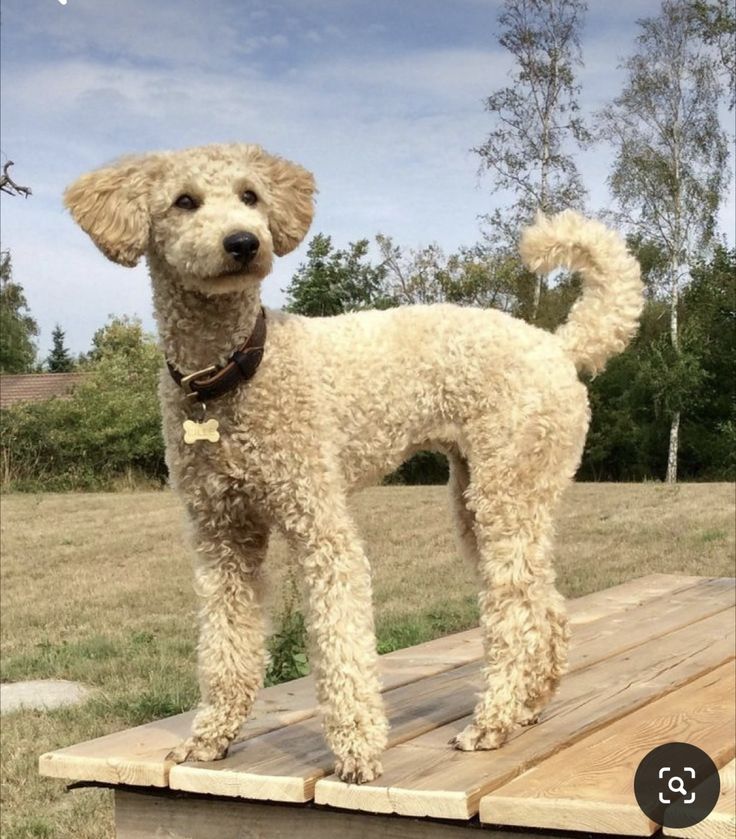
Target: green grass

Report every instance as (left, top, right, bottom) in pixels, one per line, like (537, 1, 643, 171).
(698, 528, 728, 543)
(1, 483, 734, 837)
(376, 596, 478, 654)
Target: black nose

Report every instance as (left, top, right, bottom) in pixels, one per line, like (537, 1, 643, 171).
(223, 231, 260, 264)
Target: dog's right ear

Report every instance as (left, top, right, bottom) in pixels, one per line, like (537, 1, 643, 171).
(64, 156, 160, 267)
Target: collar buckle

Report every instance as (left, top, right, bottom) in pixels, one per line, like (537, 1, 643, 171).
(180, 365, 218, 399)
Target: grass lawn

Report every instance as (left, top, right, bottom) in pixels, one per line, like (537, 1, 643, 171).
(1, 482, 734, 838)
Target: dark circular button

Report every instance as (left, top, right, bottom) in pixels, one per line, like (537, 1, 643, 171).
(634, 742, 720, 828)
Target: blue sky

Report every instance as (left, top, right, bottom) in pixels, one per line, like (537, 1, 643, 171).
(1, 0, 733, 358)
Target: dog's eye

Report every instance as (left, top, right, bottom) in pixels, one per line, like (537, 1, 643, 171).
(174, 194, 199, 210)
(241, 190, 258, 206)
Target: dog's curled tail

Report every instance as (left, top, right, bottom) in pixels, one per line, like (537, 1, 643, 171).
(519, 210, 644, 376)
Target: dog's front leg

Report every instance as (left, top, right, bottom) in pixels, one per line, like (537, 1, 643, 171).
(167, 513, 269, 765)
(290, 513, 388, 784)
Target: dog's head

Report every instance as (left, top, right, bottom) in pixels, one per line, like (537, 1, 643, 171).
(64, 143, 316, 294)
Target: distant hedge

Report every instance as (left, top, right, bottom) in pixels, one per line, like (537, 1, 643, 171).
(1, 339, 166, 491)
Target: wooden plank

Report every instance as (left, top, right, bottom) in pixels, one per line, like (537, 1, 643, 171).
(569, 573, 705, 625)
(665, 759, 736, 839)
(560, 577, 733, 672)
(168, 662, 486, 802)
(114, 788, 489, 839)
(37, 626, 481, 787)
(172, 581, 733, 803)
(480, 663, 735, 835)
(39, 573, 700, 787)
(314, 608, 734, 819)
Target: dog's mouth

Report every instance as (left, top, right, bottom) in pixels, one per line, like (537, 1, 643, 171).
(210, 265, 249, 281)
(206, 262, 266, 284)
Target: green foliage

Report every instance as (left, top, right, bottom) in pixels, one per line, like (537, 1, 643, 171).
(284, 234, 392, 315)
(689, 0, 736, 107)
(88, 314, 151, 363)
(636, 337, 706, 420)
(678, 246, 736, 477)
(579, 247, 735, 481)
(597, 0, 730, 480)
(45, 324, 74, 372)
(582, 358, 661, 481)
(265, 609, 309, 685)
(444, 246, 526, 311)
(0, 251, 38, 373)
(377, 236, 451, 305)
(265, 576, 309, 685)
(1, 315, 165, 491)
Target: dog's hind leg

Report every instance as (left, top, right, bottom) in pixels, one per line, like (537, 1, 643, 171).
(286, 495, 388, 784)
(451, 432, 570, 752)
(447, 451, 480, 568)
(167, 504, 269, 764)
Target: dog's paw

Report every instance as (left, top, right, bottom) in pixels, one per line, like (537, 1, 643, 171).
(449, 722, 505, 751)
(165, 737, 229, 764)
(516, 710, 540, 727)
(335, 754, 383, 784)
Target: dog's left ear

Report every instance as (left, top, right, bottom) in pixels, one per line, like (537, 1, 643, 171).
(261, 155, 316, 256)
(64, 155, 161, 267)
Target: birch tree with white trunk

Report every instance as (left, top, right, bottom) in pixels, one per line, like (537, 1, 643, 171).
(598, 0, 729, 483)
(475, 0, 589, 321)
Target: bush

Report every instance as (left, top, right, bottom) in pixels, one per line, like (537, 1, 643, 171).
(1, 331, 165, 491)
(265, 574, 309, 685)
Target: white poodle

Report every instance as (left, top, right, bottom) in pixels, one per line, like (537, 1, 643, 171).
(65, 142, 642, 783)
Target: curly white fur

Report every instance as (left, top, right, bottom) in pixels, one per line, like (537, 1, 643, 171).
(65, 143, 643, 784)
(520, 210, 643, 376)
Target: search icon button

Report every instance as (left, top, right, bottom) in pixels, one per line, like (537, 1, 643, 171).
(668, 776, 688, 797)
(634, 742, 720, 828)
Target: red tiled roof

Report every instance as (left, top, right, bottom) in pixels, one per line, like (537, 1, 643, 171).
(0, 373, 89, 409)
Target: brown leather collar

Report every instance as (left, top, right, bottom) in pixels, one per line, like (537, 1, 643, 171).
(167, 307, 266, 403)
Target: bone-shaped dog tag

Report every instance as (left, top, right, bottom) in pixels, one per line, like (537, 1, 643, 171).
(182, 418, 220, 444)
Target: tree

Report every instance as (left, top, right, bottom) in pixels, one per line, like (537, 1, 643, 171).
(689, 0, 736, 108)
(0, 251, 38, 373)
(376, 235, 538, 316)
(597, 0, 729, 482)
(579, 246, 735, 482)
(376, 236, 450, 305)
(476, 0, 589, 319)
(678, 246, 736, 478)
(284, 234, 392, 316)
(46, 324, 74, 372)
(445, 244, 534, 315)
(87, 314, 152, 363)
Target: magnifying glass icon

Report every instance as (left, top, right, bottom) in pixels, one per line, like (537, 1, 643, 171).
(668, 776, 688, 796)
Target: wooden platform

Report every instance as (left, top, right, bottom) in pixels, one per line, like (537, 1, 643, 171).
(40, 575, 735, 838)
